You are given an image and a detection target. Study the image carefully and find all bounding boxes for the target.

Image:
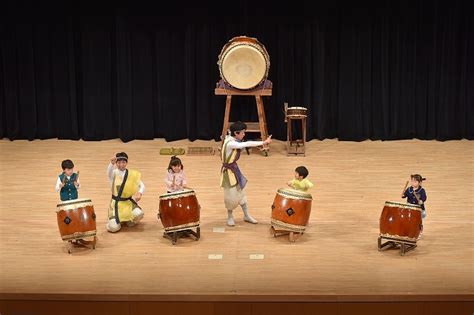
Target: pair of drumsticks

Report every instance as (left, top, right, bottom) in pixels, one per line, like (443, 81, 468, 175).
(171, 175, 191, 190)
(401, 180, 421, 204)
(62, 171, 80, 185)
(171, 175, 183, 190)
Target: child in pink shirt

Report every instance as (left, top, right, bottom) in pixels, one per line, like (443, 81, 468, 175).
(165, 156, 188, 193)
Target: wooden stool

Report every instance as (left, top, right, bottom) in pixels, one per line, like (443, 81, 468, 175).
(285, 103, 307, 156)
(215, 80, 272, 155)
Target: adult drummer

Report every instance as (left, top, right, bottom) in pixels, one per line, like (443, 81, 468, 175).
(220, 121, 272, 226)
(106, 152, 145, 232)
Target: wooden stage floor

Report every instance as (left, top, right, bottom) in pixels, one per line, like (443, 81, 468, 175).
(0, 139, 472, 314)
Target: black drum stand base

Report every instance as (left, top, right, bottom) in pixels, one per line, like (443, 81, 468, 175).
(66, 236, 97, 254)
(378, 236, 417, 256)
(163, 227, 200, 245)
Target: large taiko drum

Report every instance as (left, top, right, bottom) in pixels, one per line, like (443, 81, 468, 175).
(271, 188, 312, 233)
(158, 189, 200, 232)
(56, 198, 97, 241)
(217, 36, 270, 90)
(379, 201, 422, 241)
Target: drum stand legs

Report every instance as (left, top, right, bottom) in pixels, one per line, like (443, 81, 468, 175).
(378, 236, 417, 256)
(270, 226, 303, 243)
(217, 93, 271, 156)
(67, 236, 97, 254)
(163, 227, 200, 245)
(286, 115, 307, 157)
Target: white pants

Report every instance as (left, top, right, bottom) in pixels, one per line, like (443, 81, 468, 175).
(107, 207, 144, 232)
(224, 186, 247, 210)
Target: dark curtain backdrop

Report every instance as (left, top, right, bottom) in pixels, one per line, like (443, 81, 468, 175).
(0, 0, 472, 142)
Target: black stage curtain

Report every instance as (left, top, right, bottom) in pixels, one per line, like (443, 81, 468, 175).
(0, 1, 472, 141)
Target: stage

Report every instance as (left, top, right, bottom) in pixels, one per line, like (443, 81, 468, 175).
(0, 139, 472, 314)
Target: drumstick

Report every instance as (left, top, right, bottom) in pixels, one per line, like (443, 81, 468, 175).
(74, 171, 80, 187)
(62, 172, 67, 185)
(172, 175, 176, 188)
(401, 180, 409, 197)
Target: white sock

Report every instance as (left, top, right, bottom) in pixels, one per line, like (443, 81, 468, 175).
(241, 203, 257, 224)
(227, 209, 235, 226)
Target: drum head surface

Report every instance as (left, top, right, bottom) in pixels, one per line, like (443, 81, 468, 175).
(221, 45, 266, 89)
(159, 189, 195, 200)
(288, 107, 307, 110)
(56, 198, 93, 210)
(277, 188, 312, 200)
(57, 197, 91, 206)
(384, 201, 421, 210)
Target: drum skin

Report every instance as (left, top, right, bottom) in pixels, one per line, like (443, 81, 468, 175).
(271, 188, 312, 232)
(56, 198, 97, 241)
(217, 36, 270, 90)
(379, 201, 422, 241)
(159, 190, 200, 232)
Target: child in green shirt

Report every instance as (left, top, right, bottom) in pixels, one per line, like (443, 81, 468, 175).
(287, 166, 313, 192)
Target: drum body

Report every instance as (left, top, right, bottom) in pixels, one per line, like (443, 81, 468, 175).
(56, 198, 97, 241)
(158, 189, 200, 232)
(271, 188, 312, 233)
(379, 201, 422, 241)
(217, 36, 270, 90)
(286, 107, 307, 117)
